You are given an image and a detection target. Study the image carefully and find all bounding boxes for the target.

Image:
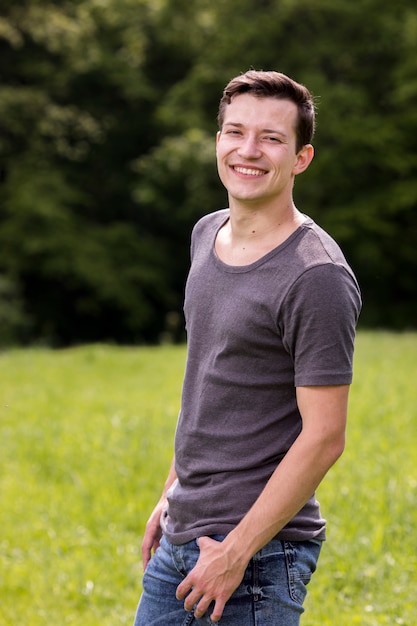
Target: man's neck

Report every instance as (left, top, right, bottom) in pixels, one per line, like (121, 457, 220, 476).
(215, 201, 306, 266)
(228, 199, 303, 239)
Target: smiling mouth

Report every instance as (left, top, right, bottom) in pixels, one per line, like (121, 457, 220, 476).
(233, 166, 266, 177)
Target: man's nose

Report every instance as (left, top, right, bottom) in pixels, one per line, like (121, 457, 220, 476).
(237, 135, 262, 158)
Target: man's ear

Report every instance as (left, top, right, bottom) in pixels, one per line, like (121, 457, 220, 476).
(293, 144, 315, 175)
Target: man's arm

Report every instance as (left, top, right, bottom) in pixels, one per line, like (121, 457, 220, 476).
(142, 455, 177, 570)
(176, 385, 349, 622)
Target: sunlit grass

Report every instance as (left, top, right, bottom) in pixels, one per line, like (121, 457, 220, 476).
(1, 333, 416, 625)
(0, 345, 182, 625)
(305, 331, 417, 625)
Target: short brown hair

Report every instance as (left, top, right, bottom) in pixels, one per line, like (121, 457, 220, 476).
(217, 70, 316, 152)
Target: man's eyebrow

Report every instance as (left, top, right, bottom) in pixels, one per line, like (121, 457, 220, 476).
(263, 128, 288, 138)
(223, 122, 288, 138)
(222, 122, 243, 129)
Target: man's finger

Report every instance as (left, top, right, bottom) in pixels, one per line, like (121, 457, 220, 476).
(176, 578, 192, 601)
(210, 598, 226, 623)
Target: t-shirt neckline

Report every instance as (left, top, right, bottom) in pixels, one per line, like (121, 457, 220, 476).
(211, 211, 313, 273)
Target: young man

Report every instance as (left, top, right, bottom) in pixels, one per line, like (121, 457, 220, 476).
(133, 70, 361, 625)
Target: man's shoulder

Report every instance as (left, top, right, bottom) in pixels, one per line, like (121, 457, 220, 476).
(191, 209, 230, 246)
(193, 208, 230, 231)
(298, 218, 348, 266)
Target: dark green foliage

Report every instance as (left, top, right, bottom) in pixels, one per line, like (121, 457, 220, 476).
(0, 0, 416, 345)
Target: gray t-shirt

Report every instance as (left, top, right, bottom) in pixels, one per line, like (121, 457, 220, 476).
(164, 209, 361, 544)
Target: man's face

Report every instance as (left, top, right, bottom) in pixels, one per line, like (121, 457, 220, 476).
(216, 93, 309, 208)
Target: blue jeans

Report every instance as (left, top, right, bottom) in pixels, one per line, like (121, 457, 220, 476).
(133, 534, 321, 625)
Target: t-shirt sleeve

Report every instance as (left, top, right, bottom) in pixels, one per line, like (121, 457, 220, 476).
(280, 263, 362, 386)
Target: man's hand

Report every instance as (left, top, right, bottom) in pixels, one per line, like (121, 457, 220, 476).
(141, 501, 165, 570)
(175, 536, 246, 622)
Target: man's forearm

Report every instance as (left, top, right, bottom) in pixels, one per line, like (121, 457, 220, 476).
(160, 455, 177, 500)
(142, 455, 177, 568)
(224, 432, 341, 565)
(223, 385, 349, 566)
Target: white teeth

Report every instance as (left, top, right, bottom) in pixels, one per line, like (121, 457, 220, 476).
(234, 166, 265, 176)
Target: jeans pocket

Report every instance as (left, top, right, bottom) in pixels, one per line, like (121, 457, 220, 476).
(283, 540, 321, 605)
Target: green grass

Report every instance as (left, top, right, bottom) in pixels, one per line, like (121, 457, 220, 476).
(305, 332, 417, 625)
(0, 332, 416, 625)
(0, 344, 182, 625)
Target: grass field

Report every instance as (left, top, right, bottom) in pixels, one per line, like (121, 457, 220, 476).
(0, 332, 416, 625)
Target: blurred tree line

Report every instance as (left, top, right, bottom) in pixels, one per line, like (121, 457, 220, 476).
(0, 0, 416, 346)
